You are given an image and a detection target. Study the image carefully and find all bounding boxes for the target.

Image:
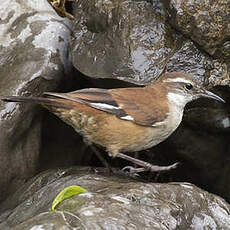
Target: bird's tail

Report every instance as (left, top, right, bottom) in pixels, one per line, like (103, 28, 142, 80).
(1, 96, 70, 108)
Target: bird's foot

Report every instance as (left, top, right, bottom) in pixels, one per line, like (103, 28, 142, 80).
(122, 162, 179, 174)
(122, 166, 145, 174)
(121, 166, 142, 177)
(144, 162, 180, 172)
(117, 152, 179, 173)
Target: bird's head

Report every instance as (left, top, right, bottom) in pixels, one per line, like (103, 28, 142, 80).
(156, 72, 225, 108)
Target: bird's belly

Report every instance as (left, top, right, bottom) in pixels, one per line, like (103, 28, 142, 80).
(121, 125, 173, 152)
(123, 110, 183, 152)
(47, 104, 183, 157)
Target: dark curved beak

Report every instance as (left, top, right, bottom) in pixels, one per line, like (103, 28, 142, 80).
(203, 90, 225, 103)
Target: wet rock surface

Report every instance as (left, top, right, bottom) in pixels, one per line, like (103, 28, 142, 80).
(162, 0, 230, 57)
(0, 0, 73, 202)
(1, 167, 230, 230)
(165, 40, 230, 86)
(0, 0, 230, 229)
(71, 0, 178, 84)
(71, 0, 230, 86)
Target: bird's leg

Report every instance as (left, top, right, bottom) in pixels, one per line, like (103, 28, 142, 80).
(134, 152, 139, 168)
(89, 145, 113, 174)
(116, 152, 179, 173)
(121, 152, 143, 175)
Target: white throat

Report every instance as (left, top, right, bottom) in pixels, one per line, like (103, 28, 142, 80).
(167, 92, 191, 108)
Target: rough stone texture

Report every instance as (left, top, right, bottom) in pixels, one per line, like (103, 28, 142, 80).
(161, 0, 230, 57)
(0, 2, 230, 228)
(71, 0, 230, 86)
(0, 167, 230, 230)
(165, 40, 230, 86)
(0, 0, 73, 202)
(72, 0, 178, 85)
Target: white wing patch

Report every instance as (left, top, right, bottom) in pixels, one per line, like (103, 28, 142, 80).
(120, 115, 134, 121)
(90, 102, 120, 110)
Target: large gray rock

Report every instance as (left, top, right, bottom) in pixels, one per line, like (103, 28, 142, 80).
(161, 0, 230, 57)
(1, 167, 230, 230)
(165, 40, 230, 86)
(0, 0, 230, 220)
(72, 0, 177, 84)
(71, 0, 230, 86)
(0, 0, 73, 202)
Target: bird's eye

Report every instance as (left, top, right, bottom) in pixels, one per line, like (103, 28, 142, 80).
(185, 83, 193, 90)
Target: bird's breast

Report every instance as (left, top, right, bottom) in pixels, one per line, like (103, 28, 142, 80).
(133, 104, 184, 151)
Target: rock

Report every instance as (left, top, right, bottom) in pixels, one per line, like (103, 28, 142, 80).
(71, 0, 178, 85)
(182, 86, 230, 133)
(165, 40, 230, 86)
(0, 1, 230, 225)
(161, 0, 230, 57)
(0, 167, 230, 229)
(0, 0, 73, 202)
(184, 107, 230, 133)
(71, 0, 230, 86)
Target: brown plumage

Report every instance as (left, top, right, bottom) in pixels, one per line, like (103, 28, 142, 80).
(1, 72, 224, 173)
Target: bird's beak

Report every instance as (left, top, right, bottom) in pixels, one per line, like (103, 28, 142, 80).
(203, 90, 225, 103)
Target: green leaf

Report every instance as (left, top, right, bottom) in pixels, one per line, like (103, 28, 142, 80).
(51, 185, 88, 211)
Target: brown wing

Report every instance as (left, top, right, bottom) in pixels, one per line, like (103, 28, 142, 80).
(44, 88, 128, 118)
(44, 87, 168, 126)
(110, 87, 168, 126)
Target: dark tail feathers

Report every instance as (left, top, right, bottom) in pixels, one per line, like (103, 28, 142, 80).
(1, 96, 69, 108)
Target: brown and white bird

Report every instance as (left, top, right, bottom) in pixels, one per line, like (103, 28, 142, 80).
(2, 72, 225, 173)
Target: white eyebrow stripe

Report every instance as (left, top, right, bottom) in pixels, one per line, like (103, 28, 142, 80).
(90, 103, 120, 110)
(163, 78, 193, 84)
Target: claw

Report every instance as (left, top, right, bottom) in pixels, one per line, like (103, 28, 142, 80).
(122, 162, 180, 175)
(121, 166, 142, 177)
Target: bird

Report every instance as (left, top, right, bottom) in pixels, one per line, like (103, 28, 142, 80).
(1, 72, 225, 173)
